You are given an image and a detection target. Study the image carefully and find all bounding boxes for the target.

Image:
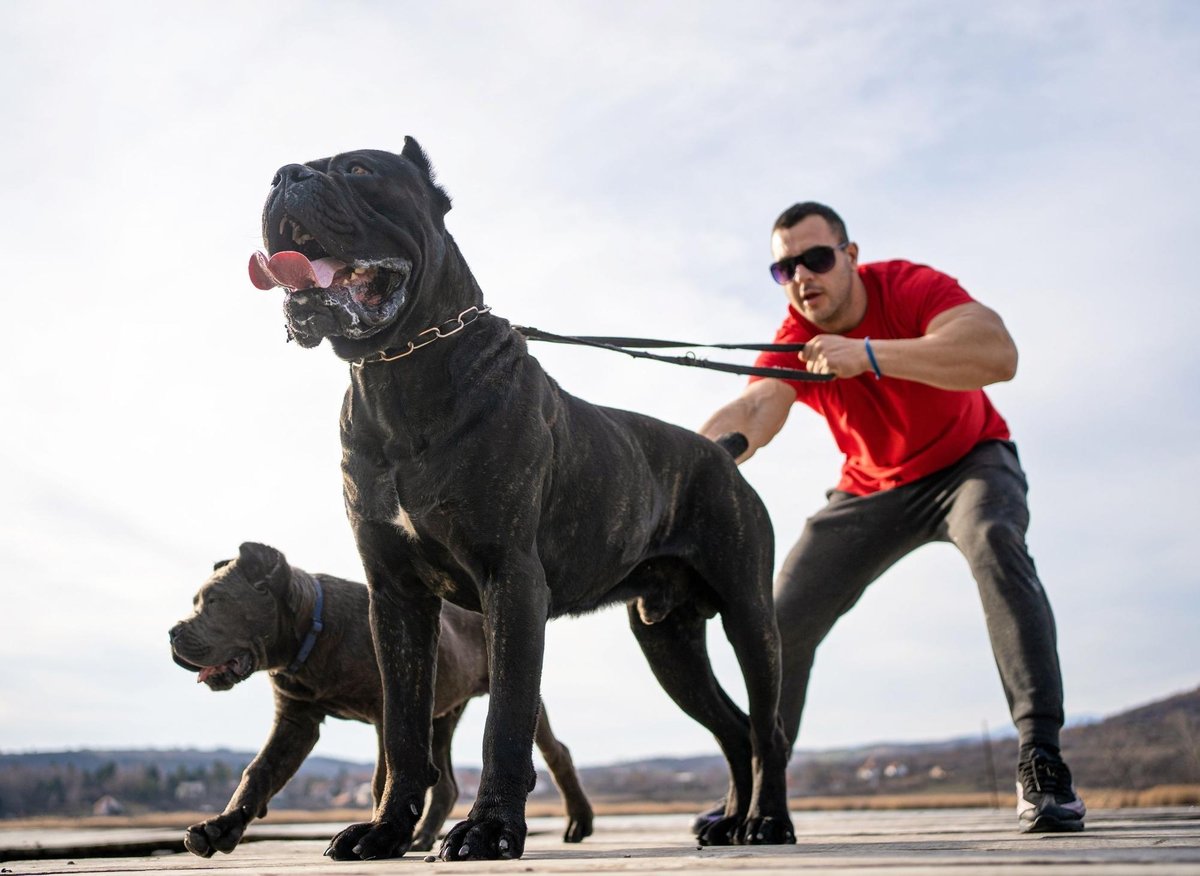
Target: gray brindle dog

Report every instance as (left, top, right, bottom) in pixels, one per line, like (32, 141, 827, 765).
(249, 139, 795, 861)
(169, 542, 592, 856)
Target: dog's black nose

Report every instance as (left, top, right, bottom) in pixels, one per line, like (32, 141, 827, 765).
(169, 623, 183, 642)
(272, 163, 315, 188)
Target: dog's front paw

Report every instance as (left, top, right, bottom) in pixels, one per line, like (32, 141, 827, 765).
(183, 809, 248, 857)
(325, 820, 412, 860)
(697, 815, 741, 846)
(563, 808, 593, 843)
(741, 815, 796, 845)
(439, 815, 526, 860)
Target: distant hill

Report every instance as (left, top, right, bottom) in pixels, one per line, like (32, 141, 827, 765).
(2, 685, 1197, 817)
(576, 685, 1200, 801)
(0, 748, 370, 780)
(1059, 684, 1200, 791)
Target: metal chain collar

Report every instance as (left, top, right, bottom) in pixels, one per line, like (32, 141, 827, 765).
(353, 305, 492, 367)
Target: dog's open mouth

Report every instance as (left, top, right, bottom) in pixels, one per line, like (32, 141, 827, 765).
(251, 250, 409, 310)
(250, 217, 411, 346)
(174, 651, 256, 690)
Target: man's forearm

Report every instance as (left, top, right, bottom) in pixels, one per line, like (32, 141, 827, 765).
(802, 302, 1018, 390)
(868, 306, 1018, 390)
(699, 379, 794, 462)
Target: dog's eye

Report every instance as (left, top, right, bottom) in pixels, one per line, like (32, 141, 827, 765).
(348, 164, 371, 176)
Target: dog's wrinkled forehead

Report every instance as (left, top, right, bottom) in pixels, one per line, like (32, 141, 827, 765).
(195, 562, 242, 601)
(299, 141, 451, 220)
(304, 150, 394, 176)
(193, 560, 267, 609)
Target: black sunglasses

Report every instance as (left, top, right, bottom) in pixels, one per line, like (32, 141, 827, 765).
(769, 242, 849, 284)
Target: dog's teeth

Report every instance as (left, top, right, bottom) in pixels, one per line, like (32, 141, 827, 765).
(279, 217, 287, 236)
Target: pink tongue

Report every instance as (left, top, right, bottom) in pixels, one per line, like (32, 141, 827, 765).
(249, 250, 345, 291)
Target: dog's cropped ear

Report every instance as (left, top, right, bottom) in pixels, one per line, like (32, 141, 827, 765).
(212, 558, 234, 572)
(401, 136, 452, 218)
(236, 542, 288, 592)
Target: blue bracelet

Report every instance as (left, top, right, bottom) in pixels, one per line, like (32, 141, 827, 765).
(864, 336, 882, 380)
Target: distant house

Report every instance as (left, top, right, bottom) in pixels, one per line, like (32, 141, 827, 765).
(92, 795, 125, 816)
(332, 782, 374, 808)
(856, 757, 880, 784)
(175, 780, 206, 802)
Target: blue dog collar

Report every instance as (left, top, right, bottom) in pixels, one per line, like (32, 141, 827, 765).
(287, 576, 324, 674)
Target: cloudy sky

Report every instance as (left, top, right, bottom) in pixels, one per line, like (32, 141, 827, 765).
(2, 1, 1197, 776)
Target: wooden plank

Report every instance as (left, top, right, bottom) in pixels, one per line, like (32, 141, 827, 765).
(2, 808, 1199, 874)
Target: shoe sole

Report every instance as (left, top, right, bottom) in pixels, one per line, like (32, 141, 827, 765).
(1020, 814, 1086, 834)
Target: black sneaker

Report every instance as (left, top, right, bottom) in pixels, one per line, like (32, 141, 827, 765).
(1016, 747, 1086, 833)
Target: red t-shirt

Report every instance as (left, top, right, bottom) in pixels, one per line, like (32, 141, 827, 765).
(751, 260, 1010, 495)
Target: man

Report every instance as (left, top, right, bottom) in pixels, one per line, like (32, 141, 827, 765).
(700, 202, 1085, 833)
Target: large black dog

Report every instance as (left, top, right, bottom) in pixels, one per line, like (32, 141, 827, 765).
(250, 139, 795, 860)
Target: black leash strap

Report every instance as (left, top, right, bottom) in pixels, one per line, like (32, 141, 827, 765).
(513, 326, 834, 382)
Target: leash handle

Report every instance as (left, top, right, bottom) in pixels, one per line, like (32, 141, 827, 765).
(513, 325, 833, 383)
(714, 431, 749, 457)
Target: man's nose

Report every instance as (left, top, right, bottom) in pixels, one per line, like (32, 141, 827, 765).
(790, 263, 815, 284)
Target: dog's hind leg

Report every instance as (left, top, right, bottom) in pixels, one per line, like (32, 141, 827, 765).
(534, 699, 594, 843)
(625, 592, 756, 846)
(691, 483, 796, 846)
(412, 703, 466, 851)
(717, 597, 796, 845)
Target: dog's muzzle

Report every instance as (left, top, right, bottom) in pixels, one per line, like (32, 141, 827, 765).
(251, 250, 411, 345)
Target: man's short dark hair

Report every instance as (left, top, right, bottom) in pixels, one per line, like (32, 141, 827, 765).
(773, 202, 849, 244)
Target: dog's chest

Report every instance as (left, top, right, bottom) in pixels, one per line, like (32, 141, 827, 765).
(276, 677, 379, 725)
(344, 459, 447, 544)
(342, 427, 435, 523)
(391, 504, 418, 539)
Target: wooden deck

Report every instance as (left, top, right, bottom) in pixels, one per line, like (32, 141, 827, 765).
(3, 808, 1199, 874)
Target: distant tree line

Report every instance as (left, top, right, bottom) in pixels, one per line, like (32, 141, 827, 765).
(2, 688, 1196, 817)
(0, 759, 376, 818)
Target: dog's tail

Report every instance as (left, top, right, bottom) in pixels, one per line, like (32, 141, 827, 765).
(714, 431, 749, 458)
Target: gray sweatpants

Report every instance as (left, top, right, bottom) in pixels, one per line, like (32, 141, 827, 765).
(774, 439, 1065, 754)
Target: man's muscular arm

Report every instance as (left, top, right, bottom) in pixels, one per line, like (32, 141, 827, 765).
(699, 378, 796, 463)
(800, 302, 1018, 390)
